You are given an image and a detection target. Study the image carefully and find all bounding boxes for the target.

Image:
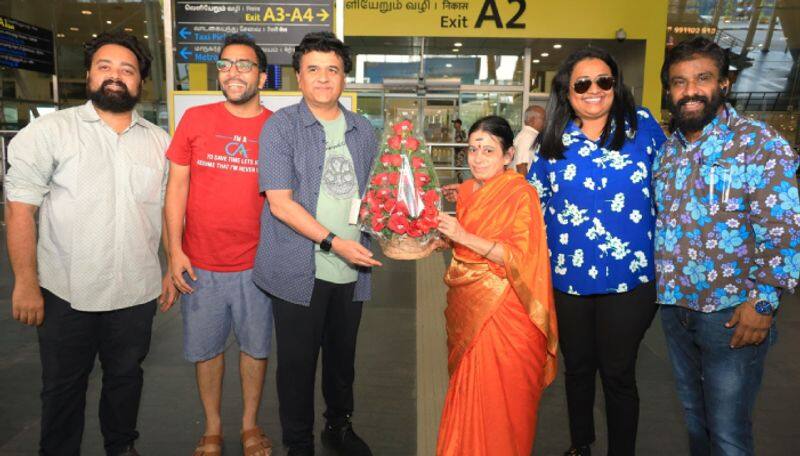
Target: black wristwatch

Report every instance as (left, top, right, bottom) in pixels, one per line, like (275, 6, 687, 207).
(320, 232, 336, 252)
(753, 300, 774, 316)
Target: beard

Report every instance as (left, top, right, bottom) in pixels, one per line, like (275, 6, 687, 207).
(668, 88, 725, 135)
(87, 79, 140, 113)
(221, 79, 258, 105)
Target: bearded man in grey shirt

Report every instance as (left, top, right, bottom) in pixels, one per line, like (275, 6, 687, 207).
(4, 32, 176, 456)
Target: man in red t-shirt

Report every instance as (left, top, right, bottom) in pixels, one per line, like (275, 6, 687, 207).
(164, 34, 273, 456)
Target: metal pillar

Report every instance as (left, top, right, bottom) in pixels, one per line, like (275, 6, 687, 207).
(762, 0, 779, 52)
(740, 0, 763, 58)
(711, 0, 726, 28)
(163, 0, 176, 129)
(522, 47, 531, 115)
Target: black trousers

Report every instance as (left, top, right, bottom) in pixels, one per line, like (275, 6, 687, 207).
(36, 288, 156, 456)
(555, 283, 657, 456)
(272, 279, 363, 448)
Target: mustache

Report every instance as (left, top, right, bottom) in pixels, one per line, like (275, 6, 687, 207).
(677, 95, 709, 108)
(100, 79, 128, 92)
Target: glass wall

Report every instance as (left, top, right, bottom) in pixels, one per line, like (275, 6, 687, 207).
(0, 0, 166, 129)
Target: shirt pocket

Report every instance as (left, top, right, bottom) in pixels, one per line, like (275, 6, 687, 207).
(704, 158, 747, 212)
(129, 163, 162, 204)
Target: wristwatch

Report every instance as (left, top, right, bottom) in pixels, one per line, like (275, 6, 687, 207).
(320, 232, 336, 252)
(753, 300, 774, 316)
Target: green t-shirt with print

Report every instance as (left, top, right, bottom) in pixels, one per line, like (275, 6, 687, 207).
(315, 114, 361, 283)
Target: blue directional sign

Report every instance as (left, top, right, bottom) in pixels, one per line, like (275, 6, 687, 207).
(174, 1, 332, 66)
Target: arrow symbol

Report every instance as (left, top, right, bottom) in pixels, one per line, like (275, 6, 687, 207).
(179, 27, 191, 40)
(179, 47, 192, 60)
(316, 9, 329, 21)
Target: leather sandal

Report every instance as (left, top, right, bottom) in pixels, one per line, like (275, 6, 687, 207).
(192, 434, 222, 456)
(241, 427, 273, 456)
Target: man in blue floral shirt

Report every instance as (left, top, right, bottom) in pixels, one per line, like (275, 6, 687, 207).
(654, 37, 800, 455)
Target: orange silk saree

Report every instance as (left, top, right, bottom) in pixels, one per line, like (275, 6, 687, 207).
(436, 170, 558, 456)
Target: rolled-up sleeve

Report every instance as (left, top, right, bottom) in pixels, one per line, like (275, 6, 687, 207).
(4, 124, 55, 206)
(259, 113, 296, 192)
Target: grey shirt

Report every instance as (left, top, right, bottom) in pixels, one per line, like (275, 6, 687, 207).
(254, 99, 378, 305)
(4, 101, 170, 311)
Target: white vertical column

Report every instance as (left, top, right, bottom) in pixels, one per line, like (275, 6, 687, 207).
(164, 0, 176, 130)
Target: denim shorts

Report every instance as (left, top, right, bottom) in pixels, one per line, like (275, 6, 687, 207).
(181, 267, 273, 362)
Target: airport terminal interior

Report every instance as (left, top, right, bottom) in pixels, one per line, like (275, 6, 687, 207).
(0, 0, 799, 454)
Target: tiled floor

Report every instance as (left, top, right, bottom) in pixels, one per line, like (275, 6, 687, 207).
(1, 240, 799, 455)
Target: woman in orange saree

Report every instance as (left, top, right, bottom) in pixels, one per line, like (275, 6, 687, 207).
(436, 116, 559, 456)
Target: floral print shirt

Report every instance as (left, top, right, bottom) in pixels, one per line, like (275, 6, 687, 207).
(653, 104, 800, 312)
(527, 108, 666, 295)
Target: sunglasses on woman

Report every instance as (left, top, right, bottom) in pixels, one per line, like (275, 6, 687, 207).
(572, 75, 615, 94)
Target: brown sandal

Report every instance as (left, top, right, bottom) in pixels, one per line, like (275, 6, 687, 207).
(241, 427, 273, 456)
(192, 434, 222, 456)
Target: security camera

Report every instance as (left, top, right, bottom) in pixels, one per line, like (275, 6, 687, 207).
(615, 28, 627, 42)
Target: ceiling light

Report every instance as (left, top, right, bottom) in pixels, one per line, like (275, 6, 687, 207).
(69, 27, 79, 31)
(452, 48, 459, 52)
(81, 10, 92, 15)
(124, 27, 133, 32)
(106, 20, 112, 25)
(143, 35, 149, 39)
(553, 44, 562, 49)
(143, 20, 148, 23)
(533, 59, 540, 63)
(56, 33, 65, 38)
(541, 52, 549, 57)
(454, 42, 462, 47)
(92, 33, 97, 38)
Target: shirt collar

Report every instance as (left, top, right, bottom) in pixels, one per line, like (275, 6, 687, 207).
(675, 103, 736, 147)
(563, 117, 633, 145)
(299, 98, 356, 132)
(77, 100, 145, 129)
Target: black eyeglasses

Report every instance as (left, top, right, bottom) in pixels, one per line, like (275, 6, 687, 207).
(572, 75, 615, 94)
(216, 59, 257, 73)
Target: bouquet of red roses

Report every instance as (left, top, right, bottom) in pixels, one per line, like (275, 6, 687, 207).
(359, 120, 442, 260)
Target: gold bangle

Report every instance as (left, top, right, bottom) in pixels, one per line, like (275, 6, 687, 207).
(484, 242, 497, 258)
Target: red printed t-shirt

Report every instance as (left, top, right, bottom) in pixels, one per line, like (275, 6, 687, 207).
(166, 102, 272, 271)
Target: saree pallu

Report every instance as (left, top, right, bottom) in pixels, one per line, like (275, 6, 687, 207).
(436, 170, 558, 456)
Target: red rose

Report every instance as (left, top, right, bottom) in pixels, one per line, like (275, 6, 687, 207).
(383, 198, 397, 214)
(411, 156, 425, 169)
(372, 217, 386, 232)
(394, 200, 409, 217)
(392, 120, 414, 136)
(405, 137, 420, 151)
(406, 221, 423, 238)
(369, 199, 383, 215)
(414, 172, 431, 188)
(387, 213, 409, 234)
(371, 173, 390, 186)
(388, 172, 400, 185)
(380, 153, 403, 167)
(422, 189, 440, 205)
(387, 135, 402, 150)
(376, 188, 392, 200)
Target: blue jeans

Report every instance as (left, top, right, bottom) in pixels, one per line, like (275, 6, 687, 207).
(660, 305, 775, 456)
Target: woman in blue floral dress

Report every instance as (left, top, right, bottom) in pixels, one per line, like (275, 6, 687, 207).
(527, 48, 666, 456)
